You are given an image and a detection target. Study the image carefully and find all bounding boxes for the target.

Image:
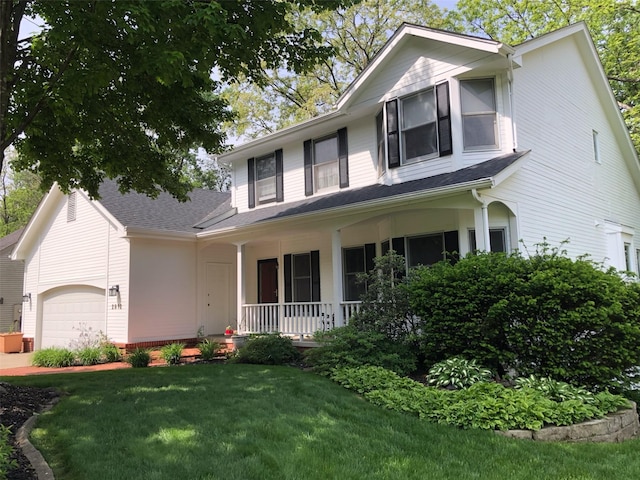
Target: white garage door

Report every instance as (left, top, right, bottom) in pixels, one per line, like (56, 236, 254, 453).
(41, 287, 105, 348)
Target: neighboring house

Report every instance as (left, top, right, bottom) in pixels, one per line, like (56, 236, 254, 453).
(0, 228, 25, 332)
(11, 22, 640, 350)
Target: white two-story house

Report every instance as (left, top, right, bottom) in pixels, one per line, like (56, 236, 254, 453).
(11, 23, 640, 350)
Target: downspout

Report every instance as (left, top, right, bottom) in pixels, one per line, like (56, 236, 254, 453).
(507, 53, 518, 152)
(472, 189, 491, 251)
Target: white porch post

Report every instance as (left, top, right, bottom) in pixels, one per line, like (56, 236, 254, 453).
(472, 189, 491, 252)
(236, 243, 246, 333)
(331, 229, 343, 327)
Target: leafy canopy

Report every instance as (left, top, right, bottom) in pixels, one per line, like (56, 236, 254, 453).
(0, 0, 356, 200)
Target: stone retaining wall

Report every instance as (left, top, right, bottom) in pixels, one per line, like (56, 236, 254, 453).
(496, 402, 638, 442)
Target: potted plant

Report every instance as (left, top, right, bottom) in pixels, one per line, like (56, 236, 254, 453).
(224, 325, 234, 336)
(0, 325, 24, 353)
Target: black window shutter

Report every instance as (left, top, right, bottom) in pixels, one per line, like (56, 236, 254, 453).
(364, 243, 376, 273)
(284, 254, 292, 303)
(436, 82, 452, 157)
(303, 139, 313, 196)
(275, 149, 284, 202)
(391, 237, 405, 258)
(337, 127, 349, 188)
(386, 100, 400, 168)
(311, 250, 320, 302)
(247, 157, 255, 209)
(444, 230, 460, 264)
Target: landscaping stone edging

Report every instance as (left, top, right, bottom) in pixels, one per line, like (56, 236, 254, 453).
(496, 401, 639, 442)
(16, 396, 60, 479)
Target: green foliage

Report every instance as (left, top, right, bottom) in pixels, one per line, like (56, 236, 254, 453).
(0, 149, 42, 236)
(515, 375, 594, 403)
(408, 246, 640, 391)
(101, 343, 122, 363)
(32, 347, 75, 368)
(160, 343, 185, 366)
(232, 334, 300, 365)
(2, 0, 355, 198)
(76, 347, 102, 366)
(0, 425, 17, 480)
(427, 357, 493, 389)
(331, 366, 631, 431)
(303, 325, 416, 375)
(126, 348, 151, 368)
(197, 339, 221, 361)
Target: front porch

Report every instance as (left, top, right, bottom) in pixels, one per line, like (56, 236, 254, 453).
(241, 301, 362, 339)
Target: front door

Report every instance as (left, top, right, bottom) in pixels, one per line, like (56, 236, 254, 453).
(258, 259, 278, 303)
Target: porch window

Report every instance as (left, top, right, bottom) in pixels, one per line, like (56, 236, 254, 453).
(247, 149, 283, 208)
(284, 251, 320, 302)
(469, 228, 507, 253)
(386, 231, 459, 270)
(343, 244, 376, 301)
(460, 78, 498, 150)
(384, 82, 451, 168)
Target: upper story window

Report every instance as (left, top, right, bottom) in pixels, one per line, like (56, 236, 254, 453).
(304, 127, 349, 197)
(247, 149, 283, 209)
(460, 78, 498, 150)
(382, 82, 452, 169)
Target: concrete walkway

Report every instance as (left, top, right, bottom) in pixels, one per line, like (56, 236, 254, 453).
(0, 352, 33, 369)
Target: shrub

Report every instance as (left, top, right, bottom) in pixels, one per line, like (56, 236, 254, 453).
(427, 357, 493, 389)
(197, 339, 220, 361)
(32, 347, 76, 367)
(76, 346, 102, 366)
(0, 425, 17, 480)
(232, 334, 300, 365)
(126, 348, 151, 368)
(330, 365, 631, 431)
(160, 343, 185, 365)
(408, 244, 640, 391)
(101, 343, 122, 363)
(304, 325, 416, 376)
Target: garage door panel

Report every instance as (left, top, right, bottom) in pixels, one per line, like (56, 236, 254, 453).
(41, 287, 105, 349)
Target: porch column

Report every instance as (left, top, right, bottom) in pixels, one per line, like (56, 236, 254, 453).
(236, 243, 246, 333)
(331, 229, 343, 327)
(472, 189, 491, 252)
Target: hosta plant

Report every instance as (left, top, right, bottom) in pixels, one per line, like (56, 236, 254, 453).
(126, 348, 151, 368)
(515, 375, 594, 403)
(160, 343, 185, 365)
(427, 357, 493, 389)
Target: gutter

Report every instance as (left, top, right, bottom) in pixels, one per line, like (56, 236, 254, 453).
(123, 226, 197, 241)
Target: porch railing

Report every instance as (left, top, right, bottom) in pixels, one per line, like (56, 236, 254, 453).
(242, 301, 361, 339)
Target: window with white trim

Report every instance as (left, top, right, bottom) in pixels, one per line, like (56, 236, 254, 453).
(469, 228, 507, 253)
(313, 135, 339, 192)
(402, 88, 438, 162)
(255, 153, 277, 204)
(343, 244, 376, 301)
(460, 78, 498, 150)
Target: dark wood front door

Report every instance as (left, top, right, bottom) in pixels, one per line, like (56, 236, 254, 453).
(258, 259, 278, 303)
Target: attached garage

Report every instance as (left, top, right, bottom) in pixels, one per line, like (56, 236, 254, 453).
(40, 286, 106, 349)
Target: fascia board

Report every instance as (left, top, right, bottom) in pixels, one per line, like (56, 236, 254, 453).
(123, 226, 196, 242)
(10, 183, 62, 260)
(196, 178, 493, 241)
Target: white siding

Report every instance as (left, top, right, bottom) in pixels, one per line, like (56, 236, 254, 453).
(128, 239, 197, 342)
(0, 245, 24, 332)
(197, 243, 237, 333)
(491, 35, 640, 264)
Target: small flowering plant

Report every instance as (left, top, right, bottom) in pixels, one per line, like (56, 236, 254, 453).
(224, 326, 234, 336)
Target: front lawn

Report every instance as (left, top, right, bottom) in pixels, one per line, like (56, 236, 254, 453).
(3, 364, 640, 480)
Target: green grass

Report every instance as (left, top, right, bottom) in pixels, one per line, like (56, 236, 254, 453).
(3, 364, 640, 480)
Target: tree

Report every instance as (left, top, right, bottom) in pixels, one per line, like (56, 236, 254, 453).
(0, 0, 356, 200)
(449, 0, 640, 151)
(222, 0, 450, 141)
(0, 148, 41, 236)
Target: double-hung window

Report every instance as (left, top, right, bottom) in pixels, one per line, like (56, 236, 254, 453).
(304, 128, 349, 196)
(382, 231, 459, 270)
(460, 78, 498, 150)
(383, 82, 452, 168)
(247, 149, 283, 208)
(469, 228, 507, 253)
(283, 251, 320, 303)
(342, 244, 376, 301)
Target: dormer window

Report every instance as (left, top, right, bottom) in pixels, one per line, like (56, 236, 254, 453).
(247, 149, 283, 208)
(304, 127, 349, 196)
(460, 78, 498, 150)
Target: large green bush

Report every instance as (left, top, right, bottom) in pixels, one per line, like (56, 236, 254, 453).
(408, 245, 640, 391)
(304, 325, 417, 375)
(232, 333, 300, 365)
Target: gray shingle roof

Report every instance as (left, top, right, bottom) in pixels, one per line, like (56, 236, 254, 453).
(203, 150, 528, 233)
(0, 227, 24, 252)
(97, 180, 231, 233)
